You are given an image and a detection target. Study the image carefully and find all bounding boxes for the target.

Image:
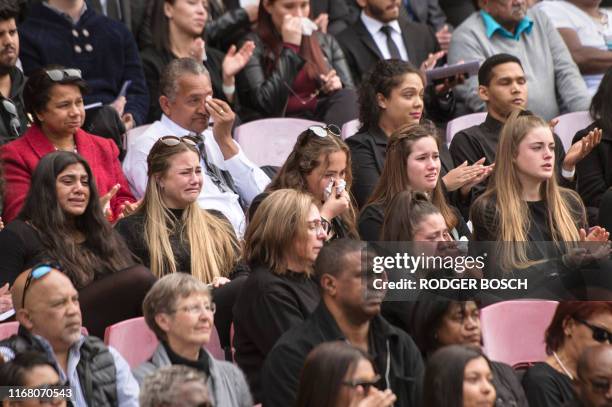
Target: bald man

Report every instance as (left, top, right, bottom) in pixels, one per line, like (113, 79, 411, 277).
(0, 266, 139, 407)
(566, 345, 612, 407)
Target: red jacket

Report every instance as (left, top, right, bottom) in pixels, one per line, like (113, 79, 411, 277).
(1, 125, 135, 222)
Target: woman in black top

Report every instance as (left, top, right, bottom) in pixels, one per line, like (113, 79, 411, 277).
(141, 0, 255, 123)
(522, 301, 612, 407)
(233, 189, 326, 402)
(348, 59, 489, 208)
(401, 299, 528, 407)
(235, 0, 357, 125)
(574, 67, 610, 221)
(359, 122, 471, 241)
(256, 124, 358, 240)
(0, 151, 135, 288)
(471, 110, 607, 282)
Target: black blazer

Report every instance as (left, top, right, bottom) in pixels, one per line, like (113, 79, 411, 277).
(404, 0, 449, 30)
(335, 17, 440, 84)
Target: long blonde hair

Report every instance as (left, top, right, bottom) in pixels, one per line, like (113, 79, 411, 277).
(244, 189, 316, 275)
(478, 110, 585, 270)
(138, 138, 240, 282)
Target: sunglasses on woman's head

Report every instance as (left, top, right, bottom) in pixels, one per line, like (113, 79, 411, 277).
(22, 262, 63, 308)
(342, 374, 381, 395)
(45, 69, 82, 82)
(158, 135, 200, 148)
(308, 124, 341, 138)
(575, 318, 612, 343)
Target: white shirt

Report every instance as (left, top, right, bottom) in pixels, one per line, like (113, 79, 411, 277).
(360, 11, 409, 61)
(122, 115, 270, 237)
(537, 1, 612, 93)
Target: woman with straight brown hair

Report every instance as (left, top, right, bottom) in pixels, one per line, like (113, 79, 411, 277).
(233, 188, 326, 402)
(470, 110, 609, 275)
(359, 122, 470, 241)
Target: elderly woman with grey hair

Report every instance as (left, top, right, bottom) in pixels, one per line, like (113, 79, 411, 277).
(133, 273, 252, 406)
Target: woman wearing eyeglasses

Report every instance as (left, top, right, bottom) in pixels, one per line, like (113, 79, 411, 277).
(134, 273, 253, 406)
(522, 301, 612, 407)
(424, 345, 496, 407)
(0, 67, 136, 223)
(295, 341, 396, 407)
(233, 188, 325, 402)
(349, 59, 487, 208)
(253, 124, 358, 240)
(235, 0, 357, 125)
(141, 0, 255, 123)
(359, 122, 471, 242)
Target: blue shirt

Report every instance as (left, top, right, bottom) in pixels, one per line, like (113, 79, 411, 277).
(480, 10, 533, 41)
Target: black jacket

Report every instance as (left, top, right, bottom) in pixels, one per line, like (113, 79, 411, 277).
(574, 121, 612, 215)
(0, 67, 28, 145)
(261, 301, 424, 407)
(236, 31, 354, 121)
(335, 17, 440, 85)
(348, 125, 456, 209)
(232, 264, 320, 402)
(310, 0, 353, 35)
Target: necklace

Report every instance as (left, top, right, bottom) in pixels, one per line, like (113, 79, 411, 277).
(553, 351, 574, 380)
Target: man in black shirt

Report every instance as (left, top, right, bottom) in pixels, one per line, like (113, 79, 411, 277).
(261, 238, 424, 407)
(564, 345, 612, 407)
(449, 53, 599, 195)
(0, 0, 27, 145)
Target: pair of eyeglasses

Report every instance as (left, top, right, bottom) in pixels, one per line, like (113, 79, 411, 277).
(342, 374, 381, 395)
(159, 135, 200, 148)
(575, 318, 612, 343)
(307, 218, 330, 235)
(22, 262, 63, 308)
(173, 302, 216, 316)
(1, 98, 21, 137)
(308, 124, 341, 138)
(45, 68, 82, 82)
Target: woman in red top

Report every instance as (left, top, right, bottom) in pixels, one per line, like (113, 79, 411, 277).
(0, 67, 135, 222)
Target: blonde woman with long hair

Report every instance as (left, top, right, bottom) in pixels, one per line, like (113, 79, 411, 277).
(233, 188, 326, 402)
(116, 136, 240, 282)
(470, 110, 609, 275)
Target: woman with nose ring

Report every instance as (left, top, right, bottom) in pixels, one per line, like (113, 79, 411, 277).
(0, 66, 136, 223)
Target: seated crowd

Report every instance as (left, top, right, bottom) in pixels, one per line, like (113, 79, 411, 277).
(0, 0, 611, 406)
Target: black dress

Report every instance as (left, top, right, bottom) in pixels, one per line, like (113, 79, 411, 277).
(522, 362, 577, 407)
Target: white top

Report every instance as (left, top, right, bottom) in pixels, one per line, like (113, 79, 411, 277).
(122, 115, 270, 238)
(360, 11, 409, 61)
(537, 0, 612, 93)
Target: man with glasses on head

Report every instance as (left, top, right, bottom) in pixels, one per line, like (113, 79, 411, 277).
(0, 0, 27, 145)
(134, 273, 253, 406)
(0, 263, 140, 407)
(122, 57, 270, 237)
(565, 345, 612, 407)
(261, 238, 424, 407)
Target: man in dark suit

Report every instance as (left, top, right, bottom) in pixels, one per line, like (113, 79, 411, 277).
(336, 0, 443, 84)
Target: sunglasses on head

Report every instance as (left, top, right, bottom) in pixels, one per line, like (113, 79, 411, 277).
(308, 124, 341, 138)
(575, 318, 612, 344)
(342, 374, 381, 395)
(158, 135, 200, 149)
(45, 69, 82, 82)
(22, 262, 63, 308)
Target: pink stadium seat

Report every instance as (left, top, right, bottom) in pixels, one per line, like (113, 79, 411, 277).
(104, 317, 159, 369)
(481, 300, 558, 368)
(104, 317, 225, 368)
(446, 112, 487, 146)
(341, 119, 361, 140)
(0, 321, 18, 340)
(233, 118, 324, 167)
(553, 111, 593, 152)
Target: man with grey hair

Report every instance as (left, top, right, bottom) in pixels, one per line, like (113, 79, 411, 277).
(122, 58, 270, 237)
(139, 365, 212, 407)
